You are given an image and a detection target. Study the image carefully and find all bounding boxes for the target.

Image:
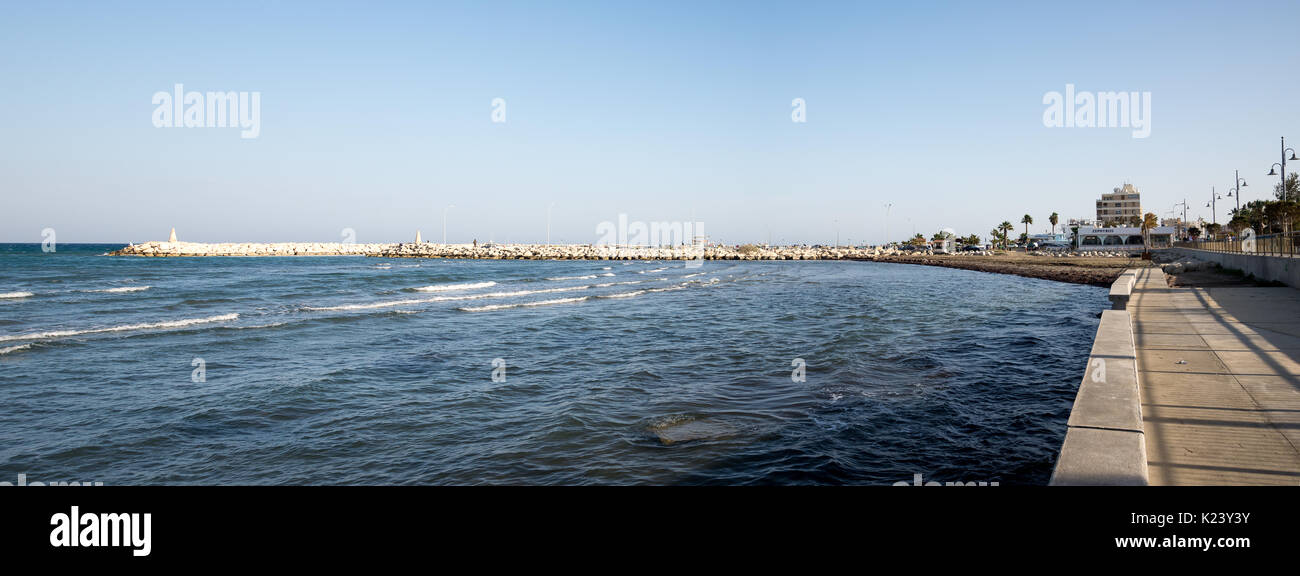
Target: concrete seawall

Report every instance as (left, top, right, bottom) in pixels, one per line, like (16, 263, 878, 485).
(1172, 248, 1300, 288)
(1051, 268, 1150, 485)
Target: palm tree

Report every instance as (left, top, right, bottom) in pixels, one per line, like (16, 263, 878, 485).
(1049, 212, 1059, 235)
(1141, 212, 1157, 252)
(1021, 214, 1033, 244)
(998, 221, 1014, 250)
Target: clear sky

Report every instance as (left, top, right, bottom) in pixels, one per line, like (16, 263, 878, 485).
(2, 0, 1298, 244)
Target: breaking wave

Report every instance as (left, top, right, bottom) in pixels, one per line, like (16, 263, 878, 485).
(0, 313, 240, 343)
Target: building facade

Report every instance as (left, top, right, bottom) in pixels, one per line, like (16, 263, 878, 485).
(1075, 225, 1175, 249)
(1095, 183, 1143, 226)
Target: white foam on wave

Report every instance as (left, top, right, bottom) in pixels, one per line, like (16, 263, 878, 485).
(0, 313, 240, 344)
(598, 290, 646, 299)
(86, 286, 151, 294)
(545, 274, 597, 281)
(458, 296, 589, 312)
(411, 281, 497, 292)
(427, 284, 601, 302)
(305, 297, 428, 312)
(306, 283, 608, 312)
(226, 321, 288, 330)
(0, 292, 34, 299)
(0, 343, 32, 355)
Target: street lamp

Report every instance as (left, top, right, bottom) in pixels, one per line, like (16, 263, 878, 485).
(1205, 187, 1224, 239)
(1227, 170, 1247, 214)
(1266, 136, 1296, 203)
(1206, 187, 1223, 224)
(546, 202, 555, 245)
(1173, 200, 1188, 241)
(442, 204, 455, 245)
(1269, 136, 1296, 239)
(883, 203, 893, 247)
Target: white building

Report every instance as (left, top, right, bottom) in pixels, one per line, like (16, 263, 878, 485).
(1076, 225, 1175, 249)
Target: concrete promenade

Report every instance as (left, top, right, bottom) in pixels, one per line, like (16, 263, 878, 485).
(1129, 268, 1300, 485)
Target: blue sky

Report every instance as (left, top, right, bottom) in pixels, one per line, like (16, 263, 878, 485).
(2, 0, 1298, 244)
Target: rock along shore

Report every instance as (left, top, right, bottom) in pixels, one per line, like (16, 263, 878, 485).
(108, 241, 1138, 286)
(109, 241, 890, 260)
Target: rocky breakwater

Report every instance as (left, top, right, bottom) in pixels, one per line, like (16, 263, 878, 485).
(111, 241, 907, 260)
(109, 241, 395, 257)
(374, 243, 896, 260)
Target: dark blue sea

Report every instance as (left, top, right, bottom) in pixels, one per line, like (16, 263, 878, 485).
(0, 243, 1106, 485)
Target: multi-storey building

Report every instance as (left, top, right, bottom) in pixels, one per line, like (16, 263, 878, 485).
(1096, 183, 1143, 225)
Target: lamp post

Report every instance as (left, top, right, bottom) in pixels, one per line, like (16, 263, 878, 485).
(1227, 170, 1248, 231)
(1205, 187, 1224, 240)
(442, 204, 455, 245)
(546, 202, 555, 245)
(1173, 200, 1188, 241)
(883, 203, 893, 247)
(1266, 136, 1297, 237)
(1266, 136, 1297, 202)
(1227, 170, 1247, 214)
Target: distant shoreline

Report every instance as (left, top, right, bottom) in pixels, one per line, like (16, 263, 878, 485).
(104, 241, 1142, 287)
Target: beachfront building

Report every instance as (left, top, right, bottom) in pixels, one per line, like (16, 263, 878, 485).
(1067, 218, 1097, 229)
(1076, 225, 1175, 249)
(1095, 183, 1143, 226)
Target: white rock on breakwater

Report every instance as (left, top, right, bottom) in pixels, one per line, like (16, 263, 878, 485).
(110, 241, 389, 257)
(110, 241, 921, 260)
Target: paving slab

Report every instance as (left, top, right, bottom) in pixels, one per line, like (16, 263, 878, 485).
(1129, 269, 1300, 485)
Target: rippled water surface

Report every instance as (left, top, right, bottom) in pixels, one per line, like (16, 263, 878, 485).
(0, 244, 1107, 485)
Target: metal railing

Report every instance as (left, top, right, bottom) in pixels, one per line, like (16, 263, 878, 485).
(1175, 231, 1300, 257)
